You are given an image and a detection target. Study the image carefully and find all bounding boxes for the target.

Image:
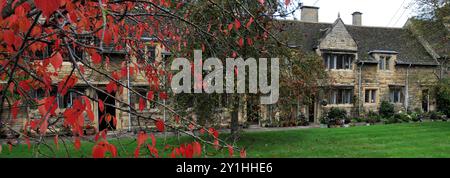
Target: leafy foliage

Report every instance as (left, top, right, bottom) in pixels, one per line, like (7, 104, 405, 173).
(379, 101, 395, 118)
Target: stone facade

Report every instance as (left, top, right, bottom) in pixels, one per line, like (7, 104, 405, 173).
(267, 11, 443, 124)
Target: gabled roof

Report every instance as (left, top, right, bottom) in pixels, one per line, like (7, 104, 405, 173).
(274, 19, 438, 65)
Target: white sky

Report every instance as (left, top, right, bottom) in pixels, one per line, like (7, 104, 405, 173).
(291, 0, 418, 28)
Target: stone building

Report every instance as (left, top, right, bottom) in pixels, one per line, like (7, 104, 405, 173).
(269, 6, 448, 124)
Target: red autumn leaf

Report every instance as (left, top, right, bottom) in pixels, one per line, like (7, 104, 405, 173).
(159, 92, 168, 100)
(246, 17, 254, 29)
(209, 128, 219, 138)
(19, 80, 30, 92)
(227, 23, 233, 31)
(227, 145, 234, 157)
(147, 91, 154, 101)
(107, 144, 118, 157)
(103, 31, 112, 45)
(247, 37, 253, 46)
(39, 119, 48, 135)
(238, 37, 244, 48)
(106, 81, 117, 94)
(147, 145, 159, 158)
(49, 52, 63, 70)
(155, 119, 165, 132)
(240, 148, 247, 158)
(34, 0, 61, 18)
(139, 97, 145, 111)
(213, 139, 219, 150)
(137, 131, 148, 147)
(112, 116, 117, 127)
(234, 19, 241, 30)
(92, 144, 106, 158)
(91, 51, 102, 64)
(86, 110, 94, 122)
(74, 137, 81, 150)
(98, 99, 104, 112)
(105, 114, 112, 122)
(134, 148, 140, 158)
(193, 141, 201, 157)
(11, 101, 20, 120)
(54, 135, 59, 150)
(200, 128, 205, 134)
(3, 30, 15, 46)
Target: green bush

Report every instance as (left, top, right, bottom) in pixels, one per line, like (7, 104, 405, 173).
(394, 112, 411, 123)
(379, 101, 395, 118)
(435, 78, 450, 116)
(352, 117, 365, 123)
(385, 116, 400, 124)
(320, 108, 348, 126)
(366, 111, 381, 124)
(328, 108, 348, 120)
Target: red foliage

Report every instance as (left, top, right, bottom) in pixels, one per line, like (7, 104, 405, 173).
(98, 99, 104, 112)
(54, 135, 59, 150)
(74, 137, 81, 151)
(92, 140, 117, 158)
(227, 145, 234, 157)
(139, 97, 145, 111)
(240, 148, 247, 158)
(155, 119, 165, 132)
(49, 52, 63, 70)
(33, 0, 61, 18)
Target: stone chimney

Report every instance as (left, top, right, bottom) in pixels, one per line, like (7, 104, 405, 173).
(301, 6, 319, 23)
(352, 12, 362, 26)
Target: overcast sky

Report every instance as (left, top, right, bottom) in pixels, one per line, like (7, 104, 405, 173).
(291, 0, 417, 28)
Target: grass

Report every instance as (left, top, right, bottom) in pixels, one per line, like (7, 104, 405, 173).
(2, 122, 450, 158)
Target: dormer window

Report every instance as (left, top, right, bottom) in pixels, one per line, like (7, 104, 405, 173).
(323, 53, 354, 70)
(379, 55, 391, 70)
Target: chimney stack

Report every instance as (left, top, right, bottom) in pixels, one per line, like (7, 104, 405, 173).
(301, 6, 319, 23)
(352, 12, 362, 26)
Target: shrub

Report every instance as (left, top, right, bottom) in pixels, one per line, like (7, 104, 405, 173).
(297, 113, 310, 126)
(379, 101, 395, 118)
(328, 108, 348, 120)
(385, 116, 400, 124)
(409, 112, 420, 122)
(430, 111, 443, 120)
(394, 112, 411, 123)
(320, 108, 348, 127)
(366, 111, 381, 124)
(435, 78, 450, 116)
(352, 117, 365, 123)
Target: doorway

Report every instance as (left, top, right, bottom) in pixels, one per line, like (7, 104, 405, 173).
(98, 91, 116, 131)
(422, 89, 429, 112)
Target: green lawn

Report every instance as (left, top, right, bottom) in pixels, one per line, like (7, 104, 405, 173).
(2, 122, 450, 158)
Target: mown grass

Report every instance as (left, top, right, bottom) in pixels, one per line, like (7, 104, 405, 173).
(1, 122, 450, 158)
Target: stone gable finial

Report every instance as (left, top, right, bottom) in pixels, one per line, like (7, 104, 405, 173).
(338, 12, 341, 18)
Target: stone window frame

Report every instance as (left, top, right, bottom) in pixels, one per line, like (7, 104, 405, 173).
(327, 87, 354, 105)
(378, 55, 392, 71)
(389, 86, 405, 104)
(364, 88, 378, 104)
(323, 53, 355, 71)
